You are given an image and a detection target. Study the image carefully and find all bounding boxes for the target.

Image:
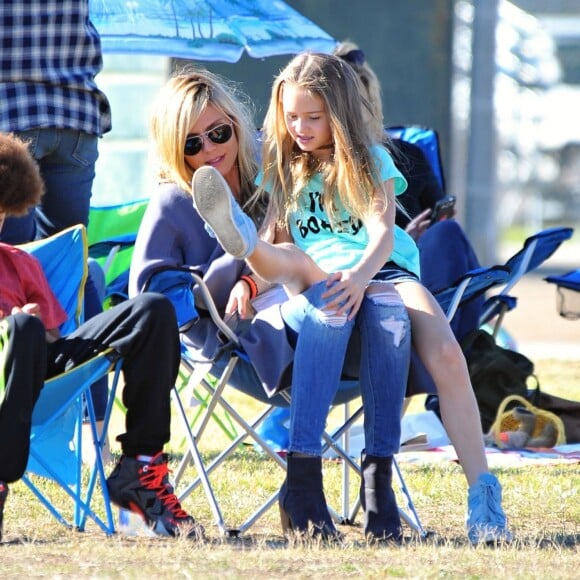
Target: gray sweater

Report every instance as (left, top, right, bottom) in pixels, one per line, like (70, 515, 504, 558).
(129, 182, 293, 397)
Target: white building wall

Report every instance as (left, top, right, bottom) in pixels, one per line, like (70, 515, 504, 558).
(92, 55, 170, 207)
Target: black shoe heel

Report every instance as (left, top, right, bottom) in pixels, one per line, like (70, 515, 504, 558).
(279, 503, 292, 533)
(360, 452, 403, 544)
(277, 455, 341, 541)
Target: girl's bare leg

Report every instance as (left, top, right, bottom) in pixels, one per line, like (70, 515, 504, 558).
(192, 166, 326, 295)
(395, 280, 488, 486)
(246, 241, 327, 296)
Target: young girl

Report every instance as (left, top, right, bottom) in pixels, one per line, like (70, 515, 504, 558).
(193, 53, 511, 545)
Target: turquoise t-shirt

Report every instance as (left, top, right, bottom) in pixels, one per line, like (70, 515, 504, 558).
(257, 144, 420, 277)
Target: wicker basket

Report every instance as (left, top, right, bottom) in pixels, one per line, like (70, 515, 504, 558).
(488, 394, 567, 447)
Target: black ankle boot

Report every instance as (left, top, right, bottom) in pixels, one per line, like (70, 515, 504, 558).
(360, 451, 402, 543)
(279, 454, 339, 540)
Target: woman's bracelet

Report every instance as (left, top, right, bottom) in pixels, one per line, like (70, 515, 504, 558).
(239, 275, 258, 299)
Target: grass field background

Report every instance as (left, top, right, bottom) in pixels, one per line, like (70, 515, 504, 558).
(1, 358, 578, 578)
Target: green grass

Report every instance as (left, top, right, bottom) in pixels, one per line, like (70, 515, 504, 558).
(1, 358, 579, 578)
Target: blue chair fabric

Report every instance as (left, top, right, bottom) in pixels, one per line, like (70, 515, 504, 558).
(18, 226, 120, 534)
(480, 227, 574, 333)
(545, 268, 580, 320)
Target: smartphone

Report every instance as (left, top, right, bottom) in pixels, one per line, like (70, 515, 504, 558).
(429, 195, 456, 226)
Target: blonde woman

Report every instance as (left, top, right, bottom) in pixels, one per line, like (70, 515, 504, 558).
(129, 68, 295, 405)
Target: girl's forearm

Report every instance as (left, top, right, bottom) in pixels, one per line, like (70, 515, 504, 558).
(353, 227, 393, 281)
(352, 182, 395, 280)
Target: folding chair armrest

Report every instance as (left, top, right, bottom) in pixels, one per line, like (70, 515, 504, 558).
(434, 265, 511, 321)
(142, 266, 202, 332)
(142, 265, 240, 345)
(545, 269, 580, 320)
(545, 269, 580, 292)
(502, 227, 574, 295)
(88, 234, 138, 257)
(188, 269, 240, 346)
(479, 294, 517, 327)
(88, 236, 138, 278)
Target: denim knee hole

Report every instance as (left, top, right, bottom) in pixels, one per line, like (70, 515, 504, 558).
(366, 289, 407, 348)
(313, 307, 348, 328)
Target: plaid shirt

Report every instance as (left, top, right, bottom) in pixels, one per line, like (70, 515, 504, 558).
(0, 0, 111, 136)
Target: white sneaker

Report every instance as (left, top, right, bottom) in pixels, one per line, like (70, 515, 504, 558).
(192, 166, 257, 259)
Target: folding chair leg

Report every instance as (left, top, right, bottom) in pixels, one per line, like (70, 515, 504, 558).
(392, 457, 427, 537)
(172, 361, 291, 535)
(172, 385, 228, 535)
(173, 360, 232, 486)
(22, 379, 118, 536)
(490, 302, 509, 339)
(338, 455, 426, 537)
(78, 362, 122, 533)
(235, 491, 281, 537)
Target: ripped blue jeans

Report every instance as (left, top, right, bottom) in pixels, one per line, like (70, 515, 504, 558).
(281, 280, 411, 457)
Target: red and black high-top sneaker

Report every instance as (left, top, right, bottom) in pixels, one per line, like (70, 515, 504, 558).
(107, 452, 203, 539)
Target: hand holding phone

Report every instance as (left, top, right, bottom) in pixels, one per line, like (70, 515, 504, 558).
(429, 195, 456, 226)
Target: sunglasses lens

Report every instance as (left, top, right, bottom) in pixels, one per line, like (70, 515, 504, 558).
(184, 123, 233, 156)
(184, 136, 202, 156)
(208, 123, 233, 144)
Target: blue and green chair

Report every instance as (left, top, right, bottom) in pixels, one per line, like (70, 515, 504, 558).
(18, 226, 122, 534)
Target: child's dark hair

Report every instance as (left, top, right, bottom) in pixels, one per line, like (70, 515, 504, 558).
(0, 132, 44, 215)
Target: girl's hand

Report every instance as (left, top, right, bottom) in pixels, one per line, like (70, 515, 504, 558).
(405, 208, 432, 241)
(226, 280, 253, 319)
(321, 270, 367, 320)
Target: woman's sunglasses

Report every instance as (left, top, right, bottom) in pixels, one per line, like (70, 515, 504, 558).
(184, 122, 234, 156)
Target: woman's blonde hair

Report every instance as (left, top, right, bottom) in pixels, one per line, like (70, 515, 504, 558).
(257, 52, 387, 229)
(150, 66, 259, 209)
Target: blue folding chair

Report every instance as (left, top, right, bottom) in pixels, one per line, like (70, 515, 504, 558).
(480, 227, 574, 337)
(18, 226, 122, 534)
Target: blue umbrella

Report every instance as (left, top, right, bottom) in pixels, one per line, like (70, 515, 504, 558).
(89, 0, 337, 62)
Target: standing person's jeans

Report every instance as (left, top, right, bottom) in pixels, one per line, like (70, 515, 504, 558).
(0, 128, 98, 242)
(281, 281, 411, 458)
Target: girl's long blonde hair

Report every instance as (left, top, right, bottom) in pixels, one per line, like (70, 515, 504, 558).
(256, 53, 387, 230)
(150, 66, 259, 211)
